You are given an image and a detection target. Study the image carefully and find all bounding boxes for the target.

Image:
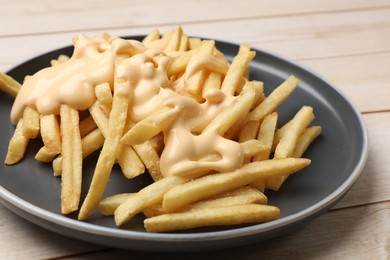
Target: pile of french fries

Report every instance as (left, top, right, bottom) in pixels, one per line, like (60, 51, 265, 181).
(1, 26, 321, 233)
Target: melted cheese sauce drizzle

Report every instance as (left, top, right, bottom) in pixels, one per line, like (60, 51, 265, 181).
(10, 34, 244, 178)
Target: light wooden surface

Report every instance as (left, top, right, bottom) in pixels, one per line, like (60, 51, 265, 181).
(0, 1, 389, 259)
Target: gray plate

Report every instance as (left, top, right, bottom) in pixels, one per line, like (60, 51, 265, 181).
(0, 37, 368, 252)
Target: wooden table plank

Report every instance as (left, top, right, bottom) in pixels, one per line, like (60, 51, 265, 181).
(1, 0, 389, 36)
(0, 204, 102, 260)
(1, 7, 389, 67)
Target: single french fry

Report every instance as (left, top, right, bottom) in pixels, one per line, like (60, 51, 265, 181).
(4, 118, 29, 165)
(60, 105, 82, 214)
(22, 106, 40, 139)
(99, 193, 134, 216)
(272, 120, 292, 152)
(184, 69, 207, 102)
(114, 175, 188, 226)
(81, 128, 105, 158)
(40, 114, 61, 155)
(239, 120, 261, 143)
(188, 38, 202, 50)
(179, 34, 189, 51)
(35, 146, 57, 162)
(246, 75, 300, 122)
(52, 156, 62, 177)
(0, 72, 21, 97)
(202, 72, 222, 98)
(95, 82, 113, 115)
(250, 112, 278, 191)
(162, 158, 311, 212)
(240, 139, 267, 159)
(78, 79, 130, 220)
(89, 101, 109, 137)
(205, 81, 256, 136)
(121, 106, 179, 145)
(167, 49, 196, 77)
(79, 115, 97, 137)
(293, 126, 322, 158)
(254, 112, 278, 161)
(142, 29, 160, 45)
(144, 204, 280, 233)
(221, 45, 256, 95)
(51, 54, 70, 66)
(133, 141, 162, 181)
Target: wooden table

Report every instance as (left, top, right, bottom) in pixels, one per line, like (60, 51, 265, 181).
(0, 1, 389, 259)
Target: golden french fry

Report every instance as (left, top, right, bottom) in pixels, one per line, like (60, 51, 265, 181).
(0, 72, 21, 97)
(60, 105, 82, 214)
(121, 106, 179, 145)
(205, 81, 256, 136)
(99, 193, 134, 216)
(40, 114, 61, 155)
(95, 82, 113, 115)
(254, 112, 278, 161)
(179, 34, 189, 51)
(35, 146, 57, 162)
(249, 112, 279, 191)
(133, 141, 162, 181)
(144, 204, 280, 233)
(4, 118, 29, 165)
(246, 75, 300, 122)
(202, 72, 223, 98)
(163, 158, 311, 212)
(221, 45, 256, 95)
(114, 175, 188, 226)
(142, 29, 160, 45)
(78, 79, 130, 220)
(167, 49, 196, 77)
(293, 126, 322, 158)
(22, 106, 40, 139)
(239, 120, 261, 143)
(184, 70, 207, 102)
(240, 139, 267, 159)
(271, 120, 292, 152)
(51, 54, 70, 66)
(81, 128, 105, 157)
(188, 37, 202, 50)
(89, 101, 109, 137)
(79, 115, 97, 137)
(52, 156, 62, 177)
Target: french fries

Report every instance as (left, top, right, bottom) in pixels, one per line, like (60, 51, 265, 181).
(2, 27, 321, 233)
(60, 105, 82, 214)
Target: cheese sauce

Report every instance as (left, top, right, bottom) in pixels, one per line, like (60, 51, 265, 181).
(11, 34, 244, 178)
